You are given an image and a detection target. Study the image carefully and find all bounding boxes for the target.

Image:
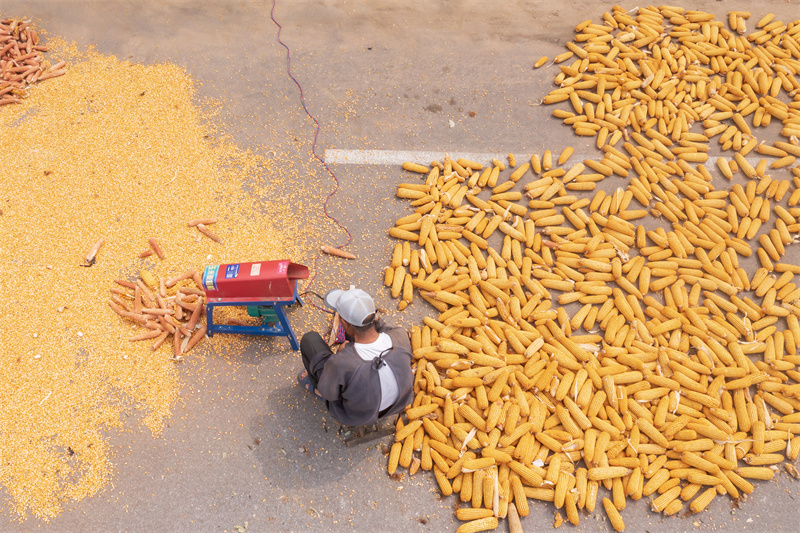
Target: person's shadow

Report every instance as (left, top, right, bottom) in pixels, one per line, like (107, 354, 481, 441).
(247, 378, 367, 491)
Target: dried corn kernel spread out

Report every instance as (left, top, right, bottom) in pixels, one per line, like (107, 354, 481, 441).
(0, 39, 324, 520)
(385, 6, 800, 533)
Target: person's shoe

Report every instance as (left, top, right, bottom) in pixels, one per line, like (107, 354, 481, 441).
(298, 370, 323, 399)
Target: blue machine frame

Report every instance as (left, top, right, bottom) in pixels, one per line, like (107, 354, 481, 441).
(205, 287, 303, 350)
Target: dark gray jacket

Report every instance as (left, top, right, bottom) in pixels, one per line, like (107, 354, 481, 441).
(314, 320, 414, 426)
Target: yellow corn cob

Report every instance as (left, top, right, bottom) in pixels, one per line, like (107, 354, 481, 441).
(736, 467, 774, 480)
(455, 508, 494, 521)
(603, 497, 625, 532)
(434, 466, 453, 496)
(391, 266, 406, 298)
(558, 146, 575, 165)
(389, 227, 419, 241)
(403, 162, 429, 173)
(511, 476, 528, 516)
(399, 434, 414, 468)
(459, 404, 487, 431)
(396, 419, 423, 441)
(405, 403, 438, 420)
(471, 469, 484, 508)
(388, 442, 401, 474)
(455, 517, 499, 533)
(588, 466, 632, 481)
(509, 461, 544, 487)
(463, 457, 496, 471)
(689, 487, 717, 513)
(429, 440, 461, 461)
(140, 270, 158, 289)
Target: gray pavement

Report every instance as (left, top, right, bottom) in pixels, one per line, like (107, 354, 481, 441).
(2, 1, 800, 532)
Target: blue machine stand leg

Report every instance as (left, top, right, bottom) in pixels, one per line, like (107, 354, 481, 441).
(205, 291, 303, 351)
(274, 304, 299, 350)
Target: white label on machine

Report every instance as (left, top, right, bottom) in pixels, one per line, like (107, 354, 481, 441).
(250, 263, 261, 276)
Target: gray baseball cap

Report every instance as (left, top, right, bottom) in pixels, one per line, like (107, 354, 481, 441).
(324, 288, 376, 327)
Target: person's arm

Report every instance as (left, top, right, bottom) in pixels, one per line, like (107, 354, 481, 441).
(378, 321, 411, 347)
(388, 328, 413, 362)
(315, 353, 348, 402)
(306, 347, 334, 381)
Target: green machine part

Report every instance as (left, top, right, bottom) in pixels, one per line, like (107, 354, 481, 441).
(246, 305, 279, 323)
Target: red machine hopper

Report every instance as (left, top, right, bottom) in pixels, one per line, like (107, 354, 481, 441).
(203, 260, 308, 302)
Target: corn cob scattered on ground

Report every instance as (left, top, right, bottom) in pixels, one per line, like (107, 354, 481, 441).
(385, 6, 800, 532)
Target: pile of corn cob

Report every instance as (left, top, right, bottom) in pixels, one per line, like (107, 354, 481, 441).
(109, 268, 207, 360)
(384, 6, 800, 533)
(0, 19, 65, 106)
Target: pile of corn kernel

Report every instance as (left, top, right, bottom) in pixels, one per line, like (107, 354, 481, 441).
(0, 39, 324, 520)
(384, 7, 800, 533)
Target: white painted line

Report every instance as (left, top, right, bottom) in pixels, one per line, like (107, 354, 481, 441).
(324, 149, 506, 166)
(325, 149, 775, 168)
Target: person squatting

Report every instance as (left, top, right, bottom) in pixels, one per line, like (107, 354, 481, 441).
(298, 287, 414, 426)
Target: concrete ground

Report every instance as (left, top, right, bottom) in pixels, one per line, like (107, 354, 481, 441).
(2, 0, 800, 532)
